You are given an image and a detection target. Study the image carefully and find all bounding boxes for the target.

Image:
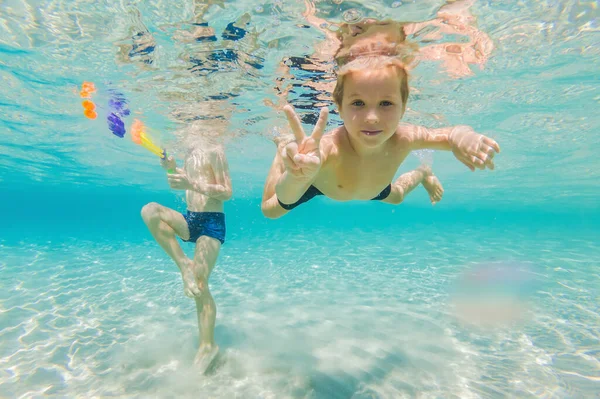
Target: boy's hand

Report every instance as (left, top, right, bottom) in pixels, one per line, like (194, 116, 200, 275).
(167, 167, 193, 190)
(281, 104, 329, 181)
(161, 156, 177, 172)
(449, 126, 500, 171)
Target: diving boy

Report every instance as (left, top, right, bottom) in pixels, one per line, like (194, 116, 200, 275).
(261, 55, 499, 218)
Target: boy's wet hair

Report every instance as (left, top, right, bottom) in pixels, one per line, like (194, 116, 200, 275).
(333, 56, 410, 111)
(332, 19, 417, 111)
(334, 19, 412, 67)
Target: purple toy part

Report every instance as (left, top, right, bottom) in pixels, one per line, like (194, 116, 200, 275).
(107, 113, 126, 138)
(105, 89, 130, 137)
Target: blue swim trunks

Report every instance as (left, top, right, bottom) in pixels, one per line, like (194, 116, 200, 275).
(180, 211, 226, 244)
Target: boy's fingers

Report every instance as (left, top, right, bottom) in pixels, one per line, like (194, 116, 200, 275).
(294, 153, 319, 167)
(311, 107, 329, 142)
(459, 157, 475, 171)
(471, 155, 486, 170)
(283, 104, 306, 143)
(485, 157, 495, 170)
(483, 137, 500, 153)
(282, 142, 299, 170)
(285, 142, 298, 160)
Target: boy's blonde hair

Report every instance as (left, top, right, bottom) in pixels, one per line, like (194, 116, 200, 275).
(332, 56, 410, 110)
(332, 21, 417, 111)
(334, 20, 411, 67)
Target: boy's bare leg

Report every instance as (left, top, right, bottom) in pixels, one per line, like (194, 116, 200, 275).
(191, 235, 221, 373)
(141, 202, 201, 298)
(384, 165, 444, 205)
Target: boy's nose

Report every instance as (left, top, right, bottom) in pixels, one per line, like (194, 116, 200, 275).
(365, 111, 379, 124)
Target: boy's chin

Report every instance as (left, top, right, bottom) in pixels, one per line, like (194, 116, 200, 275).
(357, 131, 393, 146)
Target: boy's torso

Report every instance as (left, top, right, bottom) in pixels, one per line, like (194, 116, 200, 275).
(185, 149, 225, 213)
(313, 127, 410, 200)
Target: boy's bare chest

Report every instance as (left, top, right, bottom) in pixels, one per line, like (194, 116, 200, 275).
(316, 151, 406, 200)
(185, 159, 215, 182)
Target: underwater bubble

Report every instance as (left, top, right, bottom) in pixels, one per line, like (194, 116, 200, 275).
(392, 1, 402, 8)
(343, 9, 362, 23)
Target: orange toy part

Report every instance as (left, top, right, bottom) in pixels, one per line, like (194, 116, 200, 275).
(82, 81, 96, 93)
(130, 119, 144, 144)
(80, 82, 97, 99)
(130, 119, 165, 158)
(82, 100, 96, 111)
(84, 109, 98, 119)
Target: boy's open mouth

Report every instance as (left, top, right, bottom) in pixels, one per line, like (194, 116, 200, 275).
(361, 130, 382, 136)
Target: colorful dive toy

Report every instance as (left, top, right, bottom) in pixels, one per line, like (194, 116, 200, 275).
(131, 119, 174, 173)
(80, 82, 173, 173)
(79, 82, 130, 138)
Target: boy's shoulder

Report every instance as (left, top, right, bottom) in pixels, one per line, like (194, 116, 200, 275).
(391, 123, 418, 152)
(321, 127, 344, 155)
(395, 123, 418, 143)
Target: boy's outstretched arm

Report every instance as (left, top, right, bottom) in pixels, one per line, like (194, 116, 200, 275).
(261, 149, 311, 219)
(403, 123, 500, 171)
(261, 105, 329, 219)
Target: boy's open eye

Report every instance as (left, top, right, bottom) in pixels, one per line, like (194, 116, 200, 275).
(351, 100, 365, 106)
(380, 100, 394, 107)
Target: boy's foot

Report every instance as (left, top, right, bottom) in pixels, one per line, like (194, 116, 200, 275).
(423, 175, 444, 205)
(194, 345, 219, 374)
(180, 259, 202, 298)
(418, 166, 444, 205)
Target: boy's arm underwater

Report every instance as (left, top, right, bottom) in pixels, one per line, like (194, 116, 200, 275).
(401, 123, 501, 171)
(200, 150, 233, 201)
(261, 105, 329, 219)
(261, 148, 315, 219)
(165, 152, 233, 201)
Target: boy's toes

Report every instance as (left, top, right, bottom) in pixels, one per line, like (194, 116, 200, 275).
(190, 285, 202, 298)
(183, 282, 202, 298)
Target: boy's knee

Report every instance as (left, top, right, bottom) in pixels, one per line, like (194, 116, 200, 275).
(388, 189, 405, 205)
(261, 202, 283, 219)
(389, 196, 404, 205)
(141, 202, 161, 222)
(261, 208, 276, 219)
(197, 278, 208, 294)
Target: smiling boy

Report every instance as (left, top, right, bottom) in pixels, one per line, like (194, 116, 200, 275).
(261, 56, 499, 218)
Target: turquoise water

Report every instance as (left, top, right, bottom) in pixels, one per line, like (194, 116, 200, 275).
(1, 0, 599, 398)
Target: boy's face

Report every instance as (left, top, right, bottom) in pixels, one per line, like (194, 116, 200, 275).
(338, 67, 405, 149)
